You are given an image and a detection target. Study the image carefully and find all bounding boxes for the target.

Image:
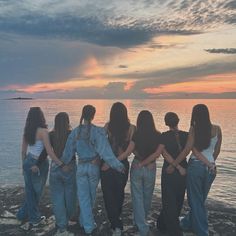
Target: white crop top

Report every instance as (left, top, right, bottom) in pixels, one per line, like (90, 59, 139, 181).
(190, 135, 218, 163)
(27, 140, 44, 157)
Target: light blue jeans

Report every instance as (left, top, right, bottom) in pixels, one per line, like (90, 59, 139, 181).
(76, 162, 100, 234)
(49, 161, 77, 232)
(16, 153, 49, 224)
(180, 160, 216, 236)
(130, 159, 156, 236)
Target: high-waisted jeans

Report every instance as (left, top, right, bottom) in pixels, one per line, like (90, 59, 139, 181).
(16, 153, 49, 224)
(130, 159, 156, 236)
(180, 160, 216, 236)
(76, 161, 100, 234)
(49, 161, 77, 232)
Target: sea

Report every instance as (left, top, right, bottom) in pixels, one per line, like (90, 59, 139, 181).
(0, 99, 235, 207)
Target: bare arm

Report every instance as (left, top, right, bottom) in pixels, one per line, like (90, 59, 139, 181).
(21, 136, 27, 161)
(172, 127, 194, 167)
(192, 148, 213, 168)
(139, 144, 165, 167)
(213, 126, 222, 160)
(162, 148, 175, 164)
(117, 141, 135, 161)
(41, 129, 63, 166)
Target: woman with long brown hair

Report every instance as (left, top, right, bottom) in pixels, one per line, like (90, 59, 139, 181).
(16, 107, 64, 229)
(170, 104, 222, 236)
(101, 102, 135, 236)
(49, 112, 76, 236)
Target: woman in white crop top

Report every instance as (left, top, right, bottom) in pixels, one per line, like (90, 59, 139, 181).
(171, 104, 222, 236)
(16, 107, 64, 228)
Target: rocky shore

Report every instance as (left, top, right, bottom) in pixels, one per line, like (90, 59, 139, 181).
(0, 187, 235, 236)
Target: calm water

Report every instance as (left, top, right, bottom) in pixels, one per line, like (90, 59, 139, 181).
(0, 99, 235, 206)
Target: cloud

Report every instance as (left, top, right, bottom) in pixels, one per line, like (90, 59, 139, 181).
(0, 0, 235, 48)
(118, 65, 128, 69)
(205, 48, 236, 54)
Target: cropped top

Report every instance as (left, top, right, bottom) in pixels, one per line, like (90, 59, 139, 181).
(190, 135, 218, 163)
(27, 140, 44, 158)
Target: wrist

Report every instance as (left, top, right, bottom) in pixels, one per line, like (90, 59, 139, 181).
(208, 163, 215, 168)
(176, 164, 181, 170)
(171, 161, 177, 167)
(59, 162, 65, 168)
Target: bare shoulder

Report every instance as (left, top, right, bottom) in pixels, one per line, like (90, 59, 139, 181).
(212, 124, 222, 136)
(37, 128, 49, 138)
(128, 124, 136, 139)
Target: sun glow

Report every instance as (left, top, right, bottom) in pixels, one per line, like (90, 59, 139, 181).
(144, 73, 236, 95)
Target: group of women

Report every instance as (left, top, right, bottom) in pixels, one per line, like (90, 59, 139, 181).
(16, 102, 222, 236)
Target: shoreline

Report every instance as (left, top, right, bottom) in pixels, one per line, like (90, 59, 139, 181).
(0, 187, 235, 236)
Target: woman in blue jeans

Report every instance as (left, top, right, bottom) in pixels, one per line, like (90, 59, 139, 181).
(170, 104, 222, 236)
(134, 112, 189, 236)
(16, 107, 65, 229)
(49, 112, 77, 236)
(130, 110, 162, 236)
(61, 105, 124, 235)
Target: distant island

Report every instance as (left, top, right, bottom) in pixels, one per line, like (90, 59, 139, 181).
(6, 97, 34, 100)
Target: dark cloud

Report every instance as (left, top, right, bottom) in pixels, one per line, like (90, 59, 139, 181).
(0, 13, 201, 48)
(118, 65, 128, 69)
(0, 33, 120, 87)
(205, 48, 236, 54)
(224, 1, 236, 9)
(1, 0, 234, 48)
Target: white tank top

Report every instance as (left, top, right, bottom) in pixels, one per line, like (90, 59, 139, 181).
(190, 135, 218, 163)
(27, 140, 44, 157)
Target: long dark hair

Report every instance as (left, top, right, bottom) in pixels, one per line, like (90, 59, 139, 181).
(51, 112, 71, 158)
(135, 110, 160, 154)
(78, 105, 96, 140)
(108, 102, 130, 149)
(191, 104, 212, 151)
(24, 107, 47, 145)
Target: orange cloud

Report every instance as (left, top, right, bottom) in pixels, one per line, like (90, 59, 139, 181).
(82, 56, 103, 79)
(124, 81, 135, 91)
(144, 73, 236, 94)
(2, 79, 106, 94)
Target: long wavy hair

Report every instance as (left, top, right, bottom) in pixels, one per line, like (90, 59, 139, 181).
(51, 112, 71, 158)
(135, 110, 160, 154)
(24, 107, 47, 145)
(108, 102, 130, 150)
(191, 104, 212, 151)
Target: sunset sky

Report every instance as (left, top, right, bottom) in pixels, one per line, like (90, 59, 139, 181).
(0, 0, 236, 99)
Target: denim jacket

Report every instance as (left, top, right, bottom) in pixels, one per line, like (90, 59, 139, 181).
(61, 124, 124, 172)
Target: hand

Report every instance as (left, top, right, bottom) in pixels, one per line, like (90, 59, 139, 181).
(132, 162, 142, 170)
(209, 163, 217, 175)
(101, 163, 110, 171)
(61, 165, 71, 172)
(31, 165, 39, 173)
(166, 164, 175, 174)
(177, 165, 187, 176)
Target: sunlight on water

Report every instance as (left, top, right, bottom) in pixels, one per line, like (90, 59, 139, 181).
(0, 99, 235, 206)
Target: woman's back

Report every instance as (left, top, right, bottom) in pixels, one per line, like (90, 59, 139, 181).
(161, 130, 188, 168)
(191, 125, 220, 163)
